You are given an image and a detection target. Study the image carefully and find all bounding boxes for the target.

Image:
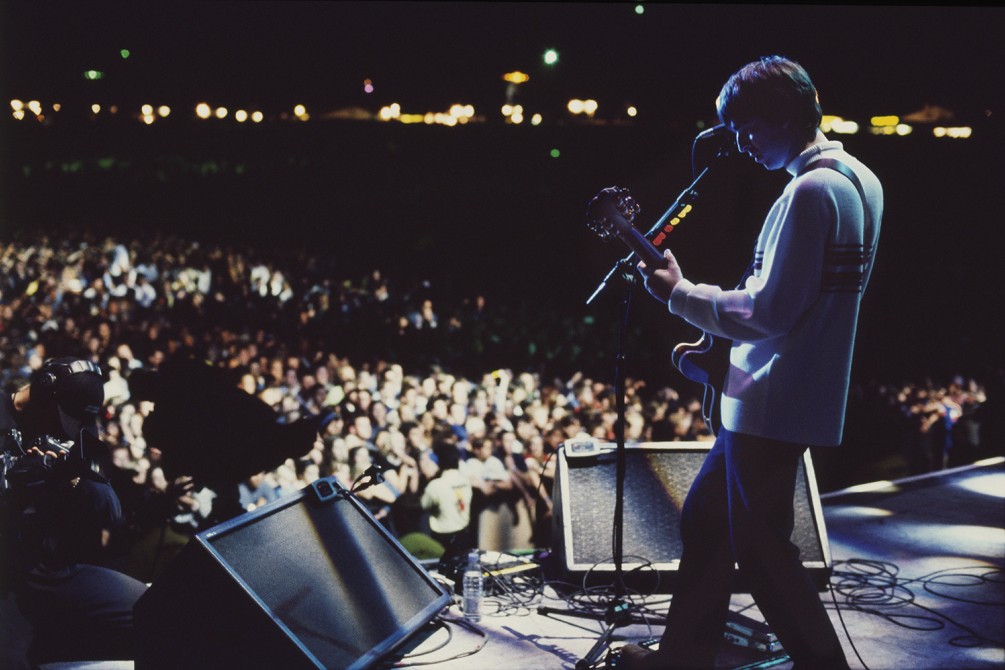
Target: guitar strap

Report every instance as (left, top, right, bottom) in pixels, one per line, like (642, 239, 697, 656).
(735, 258, 755, 290)
(798, 157, 872, 232)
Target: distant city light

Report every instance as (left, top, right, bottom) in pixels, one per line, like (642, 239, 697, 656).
(870, 115, 899, 127)
(7, 76, 978, 144)
(933, 126, 972, 139)
(868, 122, 912, 136)
(379, 103, 401, 121)
(10, 99, 28, 120)
(821, 115, 859, 135)
(501, 104, 524, 123)
(378, 101, 475, 127)
(434, 112, 457, 126)
(83, 70, 105, 81)
(449, 104, 475, 123)
(543, 49, 559, 66)
(566, 99, 598, 117)
(833, 120, 860, 134)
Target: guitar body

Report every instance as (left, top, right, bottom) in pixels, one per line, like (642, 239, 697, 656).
(671, 332, 730, 436)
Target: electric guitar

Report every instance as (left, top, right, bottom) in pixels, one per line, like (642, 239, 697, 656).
(586, 186, 728, 435)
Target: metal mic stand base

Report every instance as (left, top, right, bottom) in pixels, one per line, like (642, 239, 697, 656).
(536, 602, 653, 627)
(574, 600, 635, 669)
(536, 601, 639, 669)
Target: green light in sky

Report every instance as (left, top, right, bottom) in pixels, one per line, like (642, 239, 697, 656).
(83, 70, 105, 80)
(550, 148, 561, 158)
(543, 49, 559, 66)
(120, 49, 131, 59)
(635, 4, 645, 15)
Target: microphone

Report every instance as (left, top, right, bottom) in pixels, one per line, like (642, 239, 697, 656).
(363, 464, 385, 484)
(695, 123, 732, 142)
(350, 463, 385, 494)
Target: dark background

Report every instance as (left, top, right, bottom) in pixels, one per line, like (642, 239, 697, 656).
(2, 2, 1003, 387)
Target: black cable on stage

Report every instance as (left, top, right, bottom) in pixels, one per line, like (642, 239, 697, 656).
(534, 448, 556, 502)
(383, 615, 489, 668)
(828, 558, 1005, 653)
(533, 556, 674, 640)
(915, 564, 1005, 607)
(484, 568, 546, 617)
(829, 575, 871, 670)
(388, 619, 454, 661)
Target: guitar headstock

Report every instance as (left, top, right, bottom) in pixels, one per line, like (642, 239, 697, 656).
(585, 186, 641, 241)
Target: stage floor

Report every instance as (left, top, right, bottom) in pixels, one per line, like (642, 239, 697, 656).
(388, 457, 1005, 670)
(3, 458, 1003, 670)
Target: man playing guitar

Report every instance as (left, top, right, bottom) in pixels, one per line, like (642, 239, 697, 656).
(620, 56, 883, 669)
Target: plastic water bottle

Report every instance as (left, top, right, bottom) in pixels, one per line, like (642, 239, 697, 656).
(462, 549, 483, 623)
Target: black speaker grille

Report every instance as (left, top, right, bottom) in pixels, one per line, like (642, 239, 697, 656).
(561, 446, 825, 570)
(207, 494, 446, 669)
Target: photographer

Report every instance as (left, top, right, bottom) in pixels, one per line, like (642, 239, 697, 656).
(1, 358, 147, 665)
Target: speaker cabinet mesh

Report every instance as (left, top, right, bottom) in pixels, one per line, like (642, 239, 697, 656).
(552, 442, 831, 592)
(135, 479, 450, 670)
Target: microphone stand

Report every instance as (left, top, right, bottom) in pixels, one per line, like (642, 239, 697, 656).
(562, 143, 732, 668)
(572, 267, 635, 670)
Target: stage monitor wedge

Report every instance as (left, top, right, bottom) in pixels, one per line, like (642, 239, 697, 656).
(135, 478, 450, 670)
(551, 441, 832, 592)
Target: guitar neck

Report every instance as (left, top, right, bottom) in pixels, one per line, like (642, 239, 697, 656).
(618, 225, 668, 270)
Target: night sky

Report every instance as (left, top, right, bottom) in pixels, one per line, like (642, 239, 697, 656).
(3, 3, 1003, 122)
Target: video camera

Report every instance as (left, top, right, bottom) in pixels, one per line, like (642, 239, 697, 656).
(0, 427, 102, 503)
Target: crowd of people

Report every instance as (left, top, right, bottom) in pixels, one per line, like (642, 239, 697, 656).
(1, 231, 1000, 584)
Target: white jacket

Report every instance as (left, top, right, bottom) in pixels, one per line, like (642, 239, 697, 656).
(669, 140, 883, 446)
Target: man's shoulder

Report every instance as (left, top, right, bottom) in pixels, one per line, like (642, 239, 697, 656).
(796, 153, 883, 208)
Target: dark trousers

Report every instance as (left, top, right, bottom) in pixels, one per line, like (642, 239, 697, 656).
(15, 563, 148, 664)
(658, 429, 848, 669)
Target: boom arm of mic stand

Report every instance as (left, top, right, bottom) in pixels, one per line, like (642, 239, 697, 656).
(586, 148, 732, 306)
(586, 254, 637, 305)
